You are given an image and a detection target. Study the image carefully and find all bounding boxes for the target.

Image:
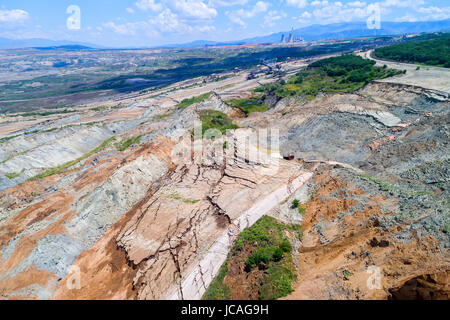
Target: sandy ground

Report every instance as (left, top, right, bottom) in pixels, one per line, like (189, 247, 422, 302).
(365, 50, 450, 93)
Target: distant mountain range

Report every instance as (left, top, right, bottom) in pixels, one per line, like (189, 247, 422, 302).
(1, 19, 449, 50)
(160, 19, 450, 48)
(0, 38, 102, 50)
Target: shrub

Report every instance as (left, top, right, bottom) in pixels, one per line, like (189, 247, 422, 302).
(178, 92, 211, 109)
(298, 205, 306, 216)
(279, 239, 292, 253)
(199, 110, 239, 136)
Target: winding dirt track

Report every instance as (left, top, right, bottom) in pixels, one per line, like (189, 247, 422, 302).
(365, 50, 450, 93)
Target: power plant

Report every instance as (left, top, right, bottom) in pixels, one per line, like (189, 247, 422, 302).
(280, 28, 304, 44)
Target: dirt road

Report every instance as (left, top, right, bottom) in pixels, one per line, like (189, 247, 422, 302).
(365, 50, 450, 94)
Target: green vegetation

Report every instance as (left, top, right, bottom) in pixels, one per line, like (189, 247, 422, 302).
(254, 54, 402, 100)
(155, 112, 173, 120)
(202, 257, 232, 300)
(343, 270, 353, 280)
(7, 109, 77, 118)
(226, 97, 266, 116)
(1, 38, 392, 114)
(169, 193, 200, 205)
(359, 173, 435, 198)
(5, 171, 21, 179)
(291, 199, 307, 216)
(236, 216, 301, 300)
(297, 205, 306, 216)
(259, 255, 296, 300)
(90, 105, 110, 112)
(204, 216, 301, 300)
(31, 136, 115, 180)
(198, 110, 239, 136)
(0, 134, 21, 144)
(177, 92, 211, 109)
(114, 135, 142, 152)
(375, 34, 450, 68)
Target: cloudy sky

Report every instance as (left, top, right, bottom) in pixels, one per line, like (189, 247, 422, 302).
(0, 0, 449, 47)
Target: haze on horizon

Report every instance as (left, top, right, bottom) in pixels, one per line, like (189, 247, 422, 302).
(0, 0, 449, 48)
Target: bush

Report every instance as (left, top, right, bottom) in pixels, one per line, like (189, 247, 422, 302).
(178, 92, 211, 109)
(374, 34, 450, 68)
(226, 97, 266, 116)
(292, 199, 300, 208)
(253, 54, 402, 100)
(279, 239, 292, 253)
(199, 110, 239, 136)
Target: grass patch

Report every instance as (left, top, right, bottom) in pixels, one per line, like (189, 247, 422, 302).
(204, 216, 301, 300)
(155, 112, 173, 120)
(343, 270, 353, 280)
(291, 199, 307, 216)
(31, 136, 115, 180)
(198, 110, 239, 136)
(297, 205, 306, 216)
(114, 135, 142, 152)
(7, 109, 77, 118)
(359, 173, 435, 197)
(237, 216, 300, 300)
(260, 254, 296, 300)
(177, 92, 211, 109)
(0, 134, 21, 144)
(5, 171, 22, 179)
(169, 193, 200, 205)
(202, 257, 232, 300)
(226, 97, 266, 116)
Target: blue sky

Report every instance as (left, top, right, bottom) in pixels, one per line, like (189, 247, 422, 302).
(0, 0, 449, 47)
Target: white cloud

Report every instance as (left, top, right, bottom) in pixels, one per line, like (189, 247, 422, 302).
(0, 9, 29, 23)
(264, 10, 287, 27)
(126, 7, 135, 13)
(136, 0, 217, 20)
(347, 1, 366, 7)
(103, 21, 151, 36)
(170, 0, 217, 20)
(135, 0, 163, 11)
(226, 11, 246, 26)
(312, 2, 368, 23)
(105, 2, 218, 38)
(416, 6, 450, 21)
(150, 8, 183, 32)
(227, 1, 269, 26)
(286, 0, 308, 9)
(208, 0, 248, 6)
(238, 1, 269, 18)
(301, 11, 312, 18)
(380, 0, 424, 8)
(311, 1, 328, 7)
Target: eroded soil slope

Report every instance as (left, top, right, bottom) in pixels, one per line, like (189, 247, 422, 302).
(0, 64, 448, 300)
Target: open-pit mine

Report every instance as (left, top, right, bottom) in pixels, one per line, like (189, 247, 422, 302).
(0, 44, 449, 301)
